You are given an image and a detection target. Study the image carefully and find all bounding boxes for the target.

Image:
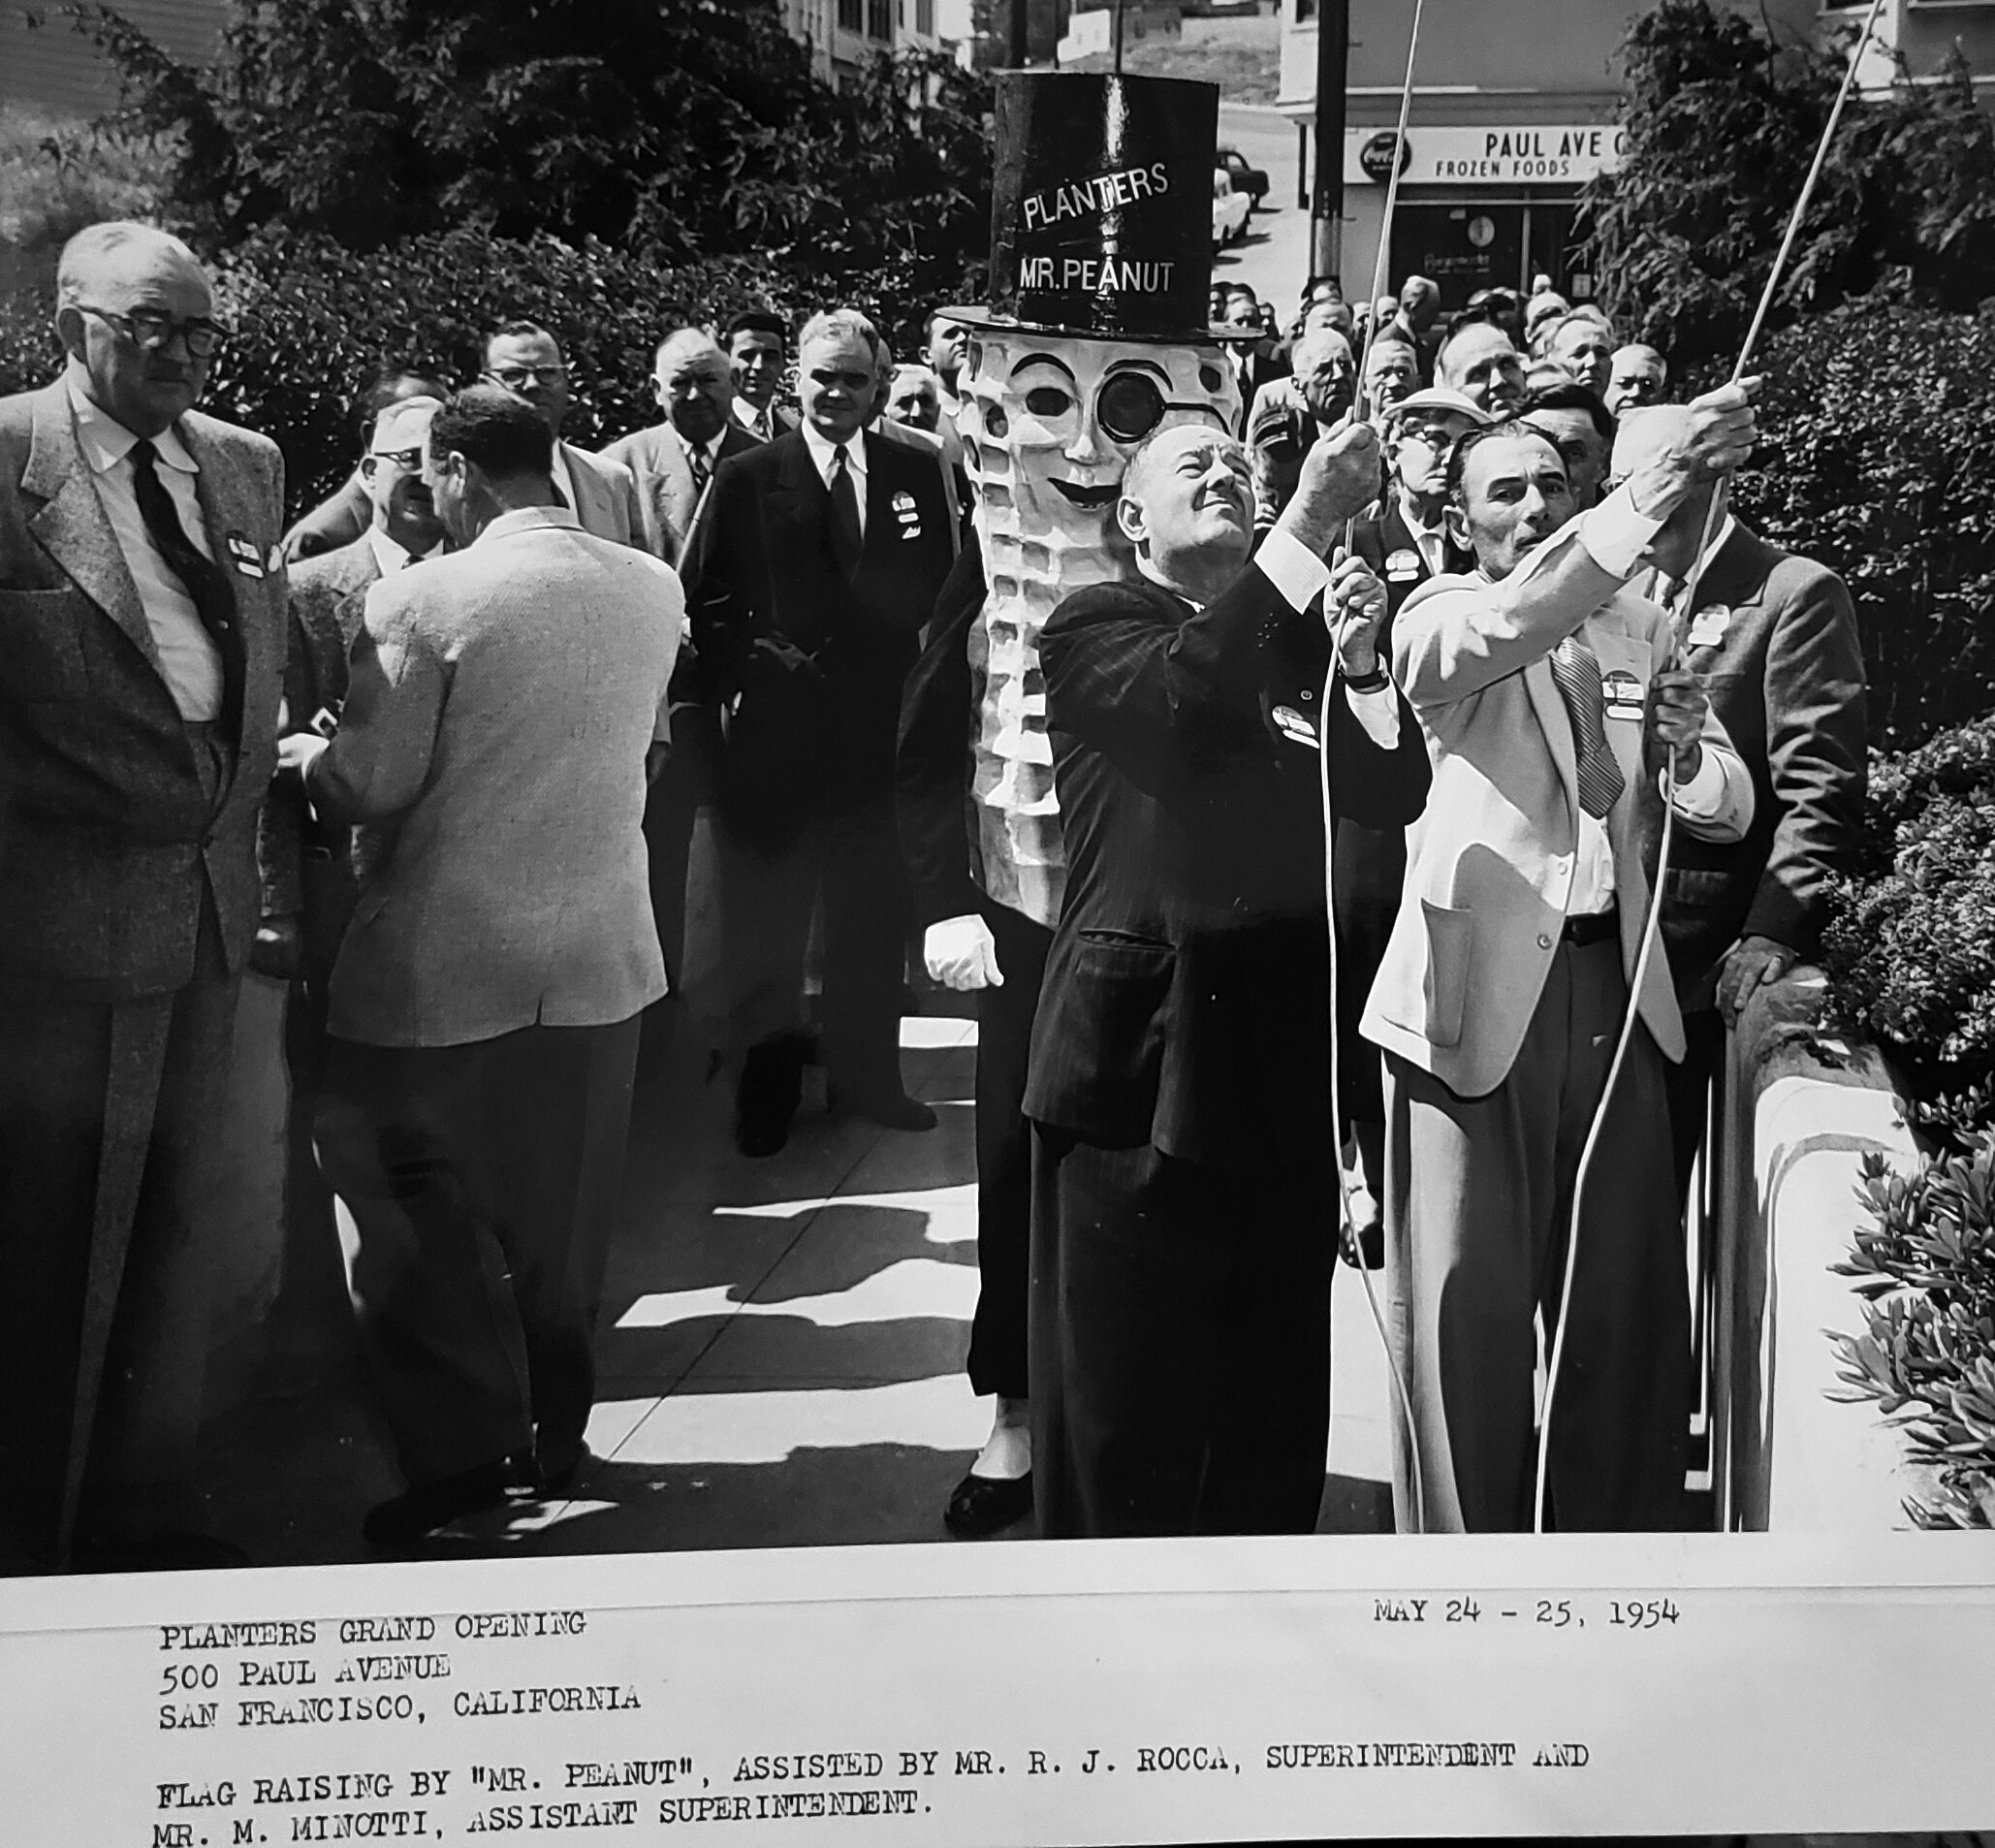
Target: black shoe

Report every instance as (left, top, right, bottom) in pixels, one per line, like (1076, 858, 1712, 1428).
(531, 1446, 597, 1498)
(943, 1470, 1033, 1538)
(363, 1460, 515, 1550)
(832, 1089, 937, 1132)
(734, 1036, 807, 1157)
(74, 1531, 253, 1573)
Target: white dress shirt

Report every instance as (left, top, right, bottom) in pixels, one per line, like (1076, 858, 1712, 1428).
(1395, 490, 1452, 579)
(732, 398, 776, 442)
(66, 365, 223, 720)
(1255, 525, 1401, 749)
(1563, 488, 1729, 913)
(800, 422, 868, 540)
(364, 527, 440, 578)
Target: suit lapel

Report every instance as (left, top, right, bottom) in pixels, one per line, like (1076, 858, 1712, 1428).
(19, 382, 163, 675)
(560, 441, 607, 534)
(1525, 653, 1582, 839)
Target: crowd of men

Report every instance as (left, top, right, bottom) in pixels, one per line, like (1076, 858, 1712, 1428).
(0, 218, 1866, 1571)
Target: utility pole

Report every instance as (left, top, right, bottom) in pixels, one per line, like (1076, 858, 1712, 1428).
(1111, 0, 1124, 73)
(1310, 0, 1349, 286)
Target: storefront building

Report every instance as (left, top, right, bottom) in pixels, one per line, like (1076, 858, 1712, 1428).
(1277, 0, 1831, 307)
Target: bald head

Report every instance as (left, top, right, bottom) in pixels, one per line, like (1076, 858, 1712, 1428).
(55, 221, 217, 438)
(1604, 342, 1668, 417)
(1291, 326, 1356, 427)
(651, 326, 732, 446)
(1398, 274, 1440, 330)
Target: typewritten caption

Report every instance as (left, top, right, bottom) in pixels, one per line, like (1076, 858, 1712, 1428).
(123, 1592, 1683, 1841)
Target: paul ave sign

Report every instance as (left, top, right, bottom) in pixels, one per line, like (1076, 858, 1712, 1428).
(1346, 124, 1628, 187)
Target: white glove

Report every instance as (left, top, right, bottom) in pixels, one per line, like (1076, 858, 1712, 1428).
(924, 914, 1002, 992)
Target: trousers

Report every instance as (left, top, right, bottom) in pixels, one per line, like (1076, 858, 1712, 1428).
(314, 1016, 641, 1488)
(965, 900, 1052, 1402)
(0, 908, 238, 1565)
(1029, 1131, 1334, 1538)
(1382, 936, 1691, 1533)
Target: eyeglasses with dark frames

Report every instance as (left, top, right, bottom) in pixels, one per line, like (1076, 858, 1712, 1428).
(78, 304, 231, 358)
(484, 365, 569, 390)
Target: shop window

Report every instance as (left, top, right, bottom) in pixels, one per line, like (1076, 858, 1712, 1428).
(868, 0, 893, 36)
(916, 0, 934, 30)
(838, 0, 862, 27)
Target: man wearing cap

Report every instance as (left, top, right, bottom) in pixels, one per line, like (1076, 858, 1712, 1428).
(1028, 419, 1431, 1540)
(1363, 390, 1759, 1533)
(0, 220, 288, 1571)
(1618, 406, 1867, 1195)
(1338, 385, 1487, 1255)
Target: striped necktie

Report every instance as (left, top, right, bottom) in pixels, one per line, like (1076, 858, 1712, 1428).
(687, 443, 711, 498)
(1548, 633, 1626, 820)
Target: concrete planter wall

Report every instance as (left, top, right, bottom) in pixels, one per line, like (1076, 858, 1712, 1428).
(1714, 969, 1936, 1530)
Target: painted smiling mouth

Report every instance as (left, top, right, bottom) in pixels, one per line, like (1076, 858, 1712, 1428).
(1052, 480, 1120, 507)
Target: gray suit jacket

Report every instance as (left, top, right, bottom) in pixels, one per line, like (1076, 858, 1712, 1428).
(0, 377, 287, 997)
(563, 440, 647, 549)
(307, 506, 684, 1046)
(599, 420, 759, 566)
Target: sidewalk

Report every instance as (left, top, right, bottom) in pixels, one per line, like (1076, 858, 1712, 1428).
(195, 1006, 1395, 1565)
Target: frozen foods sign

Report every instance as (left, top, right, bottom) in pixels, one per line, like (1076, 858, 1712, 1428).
(1346, 124, 1628, 187)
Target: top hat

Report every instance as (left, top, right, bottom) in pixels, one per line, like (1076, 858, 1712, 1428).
(948, 71, 1227, 346)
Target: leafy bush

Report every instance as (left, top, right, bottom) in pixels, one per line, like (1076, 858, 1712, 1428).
(0, 224, 966, 518)
(1832, 1132, 1995, 1529)
(1723, 306, 1995, 749)
(1581, 0, 1995, 365)
(57, 0, 993, 317)
(1821, 715, 1995, 1136)
(0, 103, 170, 294)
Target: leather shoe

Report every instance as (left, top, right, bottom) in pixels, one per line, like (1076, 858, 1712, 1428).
(735, 1035, 808, 1157)
(943, 1470, 1032, 1538)
(363, 1460, 515, 1550)
(833, 1089, 936, 1132)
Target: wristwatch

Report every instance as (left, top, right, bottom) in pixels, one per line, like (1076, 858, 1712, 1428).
(1344, 663, 1390, 694)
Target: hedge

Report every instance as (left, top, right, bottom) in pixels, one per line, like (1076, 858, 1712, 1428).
(1722, 303, 1995, 751)
(0, 227, 946, 517)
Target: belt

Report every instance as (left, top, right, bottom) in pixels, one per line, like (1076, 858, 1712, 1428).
(1562, 907, 1620, 948)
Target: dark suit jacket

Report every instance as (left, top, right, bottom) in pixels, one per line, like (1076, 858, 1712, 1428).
(0, 378, 286, 998)
(896, 538, 989, 930)
(1025, 564, 1431, 1172)
(684, 427, 957, 844)
(1662, 522, 1867, 1004)
(600, 420, 759, 567)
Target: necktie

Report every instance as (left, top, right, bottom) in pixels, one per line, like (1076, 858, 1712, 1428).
(828, 444, 863, 582)
(688, 445, 711, 499)
(1548, 633, 1626, 820)
(129, 438, 243, 742)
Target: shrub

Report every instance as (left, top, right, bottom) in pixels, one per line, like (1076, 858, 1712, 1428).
(0, 226, 966, 519)
(1831, 1132, 1995, 1529)
(0, 103, 171, 294)
(1821, 714, 1995, 1137)
(1581, 0, 1995, 366)
(1722, 305, 1995, 750)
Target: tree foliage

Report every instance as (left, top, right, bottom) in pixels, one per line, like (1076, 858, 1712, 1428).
(57, 0, 994, 314)
(1580, 0, 1995, 363)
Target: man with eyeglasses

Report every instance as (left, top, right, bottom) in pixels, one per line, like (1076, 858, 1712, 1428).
(0, 219, 289, 1572)
(480, 320, 647, 550)
(1025, 420, 1431, 1538)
